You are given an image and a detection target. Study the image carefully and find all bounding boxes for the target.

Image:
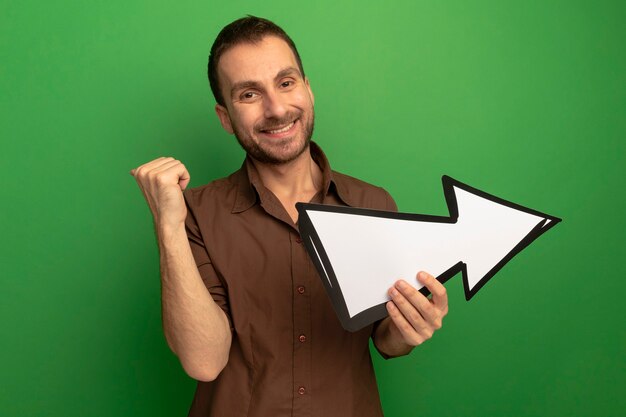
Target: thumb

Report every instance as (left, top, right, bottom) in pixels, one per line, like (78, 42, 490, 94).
(179, 177, 190, 191)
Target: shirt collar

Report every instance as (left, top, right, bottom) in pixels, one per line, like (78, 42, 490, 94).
(231, 141, 355, 213)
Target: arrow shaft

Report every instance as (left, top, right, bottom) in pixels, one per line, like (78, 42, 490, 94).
(309, 211, 460, 318)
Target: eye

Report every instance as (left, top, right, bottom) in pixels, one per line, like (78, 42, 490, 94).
(240, 91, 258, 101)
(280, 80, 295, 88)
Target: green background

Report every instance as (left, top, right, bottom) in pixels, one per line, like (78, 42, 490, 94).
(2, 0, 624, 416)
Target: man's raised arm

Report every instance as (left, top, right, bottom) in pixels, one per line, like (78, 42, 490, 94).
(130, 157, 231, 381)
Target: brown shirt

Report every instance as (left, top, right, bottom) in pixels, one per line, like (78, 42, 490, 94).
(184, 143, 397, 417)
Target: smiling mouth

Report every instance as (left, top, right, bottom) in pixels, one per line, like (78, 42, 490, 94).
(261, 119, 296, 134)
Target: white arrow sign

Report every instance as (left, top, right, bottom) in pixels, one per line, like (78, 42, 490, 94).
(296, 175, 561, 332)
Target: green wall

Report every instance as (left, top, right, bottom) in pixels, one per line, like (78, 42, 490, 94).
(2, 1, 624, 416)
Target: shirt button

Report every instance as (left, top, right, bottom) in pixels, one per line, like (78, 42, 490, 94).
(295, 236, 303, 244)
(297, 286, 305, 294)
(298, 386, 306, 395)
(298, 334, 307, 343)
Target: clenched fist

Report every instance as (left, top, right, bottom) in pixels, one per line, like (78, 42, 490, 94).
(130, 157, 191, 229)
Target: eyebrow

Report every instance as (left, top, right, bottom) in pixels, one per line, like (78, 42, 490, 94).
(230, 67, 302, 99)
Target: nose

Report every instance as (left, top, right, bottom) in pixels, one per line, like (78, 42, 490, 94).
(263, 89, 288, 120)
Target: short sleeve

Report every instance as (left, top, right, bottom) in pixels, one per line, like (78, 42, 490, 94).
(184, 190, 233, 329)
(382, 188, 398, 212)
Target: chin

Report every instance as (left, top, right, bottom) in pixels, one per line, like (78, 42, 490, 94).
(254, 137, 310, 165)
(267, 142, 310, 164)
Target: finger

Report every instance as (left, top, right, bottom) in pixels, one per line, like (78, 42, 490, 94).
(389, 285, 429, 333)
(418, 271, 448, 313)
(140, 157, 177, 175)
(130, 157, 175, 177)
(395, 279, 439, 324)
(150, 159, 184, 174)
(131, 157, 167, 176)
(385, 302, 424, 346)
(151, 160, 190, 190)
(152, 159, 191, 191)
(134, 159, 186, 185)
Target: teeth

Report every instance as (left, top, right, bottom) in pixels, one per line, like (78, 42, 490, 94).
(267, 122, 294, 134)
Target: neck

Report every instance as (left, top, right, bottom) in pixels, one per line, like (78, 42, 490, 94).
(250, 146, 323, 222)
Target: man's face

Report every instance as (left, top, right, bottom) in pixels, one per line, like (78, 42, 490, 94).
(215, 36, 315, 165)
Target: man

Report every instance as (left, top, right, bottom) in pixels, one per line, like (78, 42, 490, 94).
(131, 16, 448, 417)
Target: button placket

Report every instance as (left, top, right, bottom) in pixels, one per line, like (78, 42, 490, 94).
(292, 230, 312, 413)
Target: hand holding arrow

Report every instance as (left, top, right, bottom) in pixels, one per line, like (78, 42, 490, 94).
(380, 271, 449, 352)
(296, 175, 561, 332)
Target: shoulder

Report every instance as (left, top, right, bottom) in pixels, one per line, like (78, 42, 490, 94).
(332, 170, 398, 212)
(183, 169, 245, 212)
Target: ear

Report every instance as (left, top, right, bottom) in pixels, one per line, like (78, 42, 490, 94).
(304, 77, 315, 106)
(215, 104, 234, 134)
